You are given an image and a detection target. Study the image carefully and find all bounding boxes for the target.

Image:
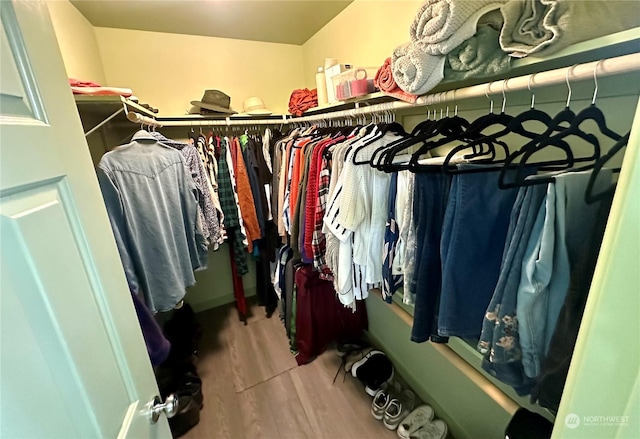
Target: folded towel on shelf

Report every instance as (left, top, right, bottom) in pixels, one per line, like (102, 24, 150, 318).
(500, 0, 640, 57)
(375, 57, 419, 104)
(444, 25, 511, 82)
(410, 0, 507, 55)
(69, 78, 102, 88)
(70, 86, 134, 97)
(392, 43, 446, 95)
(288, 88, 318, 116)
(68, 78, 133, 97)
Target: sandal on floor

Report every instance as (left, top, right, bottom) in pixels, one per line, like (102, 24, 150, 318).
(409, 419, 448, 439)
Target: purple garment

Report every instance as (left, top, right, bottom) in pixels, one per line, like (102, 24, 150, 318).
(131, 290, 170, 366)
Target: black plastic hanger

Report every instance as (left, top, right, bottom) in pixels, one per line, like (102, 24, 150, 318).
(370, 105, 445, 170)
(408, 85, 507, 173)
(351, 122, 382, 164)
(381, 102, 470, 172)
(498, 67, 584, 188)
(353, 111, 407, 165)
(369, 109, 436, 169)
(466, 77, 558, 152)
(546, 61, 623, 158)
(506, 61, 626, 189)
(585, 131, 629, 204)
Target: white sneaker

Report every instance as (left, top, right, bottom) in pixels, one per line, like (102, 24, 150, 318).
(383, 389, 416, 430)
(397, 405, 435, 439)
(371, 381, 401, 420)
(409, 419, 448, 439)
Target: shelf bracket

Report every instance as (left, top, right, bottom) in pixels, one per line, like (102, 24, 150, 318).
(84, 107, 124, 137)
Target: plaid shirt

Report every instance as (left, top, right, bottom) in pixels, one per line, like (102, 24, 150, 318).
(217, 141, 239, 227)
(312, 143, 334, 280)
(303, 137, 329, 259)
(218, 139, 249, 275)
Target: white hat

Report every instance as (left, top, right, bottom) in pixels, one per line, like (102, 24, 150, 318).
(241, 96, 272, 116)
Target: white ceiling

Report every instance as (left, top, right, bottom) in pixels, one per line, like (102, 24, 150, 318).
(70, 0, 353, 45)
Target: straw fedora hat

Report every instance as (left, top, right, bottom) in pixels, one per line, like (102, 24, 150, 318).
(241, 96, 272, 116)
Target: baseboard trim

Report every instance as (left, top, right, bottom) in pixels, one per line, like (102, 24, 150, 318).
(190, 288, 257, 313)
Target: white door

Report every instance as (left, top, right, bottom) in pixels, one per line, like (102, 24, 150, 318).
(0, 1, 172, 437)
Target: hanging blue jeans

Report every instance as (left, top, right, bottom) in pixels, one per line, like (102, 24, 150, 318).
(410, 172, 451, 343)
(438, 165, 525, 338)
(533, 189, 613, 413)
(518, 170, 613, 380)
(381, 172, 403, 303)
(478, 183, 547, 395)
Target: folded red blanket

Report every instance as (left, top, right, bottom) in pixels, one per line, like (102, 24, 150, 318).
(68, 78, 133, 97)
(374, 58, 418, 104)
(69, 78, 102, 88)
(288, 88, 318, 117)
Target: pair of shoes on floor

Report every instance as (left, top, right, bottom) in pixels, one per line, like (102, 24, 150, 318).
(336, 339, 371, 357)
(371, 381, 401, 420)
(332, 342, 373, 384)
(397, 405, 447, 439)
(351, 350, 394, 396)
(371, 381, 416, 430)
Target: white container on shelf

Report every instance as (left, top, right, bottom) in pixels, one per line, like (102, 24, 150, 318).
(316, 67, 328, 105)
(325, 63, 352, 103)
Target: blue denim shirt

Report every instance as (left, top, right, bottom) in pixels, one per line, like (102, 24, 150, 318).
(97, 131, 208, 313)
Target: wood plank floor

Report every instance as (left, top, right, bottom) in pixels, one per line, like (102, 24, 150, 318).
(182, 301, 398, 439)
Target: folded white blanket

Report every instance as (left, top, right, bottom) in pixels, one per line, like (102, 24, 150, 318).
(500, 0, 640, 57)
(410, 0, 508, 55)
(392, 42, 446, 95)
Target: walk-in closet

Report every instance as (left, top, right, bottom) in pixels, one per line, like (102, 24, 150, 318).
(1, 1, 638, 438)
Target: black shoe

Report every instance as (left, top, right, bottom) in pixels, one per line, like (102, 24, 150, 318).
(351, 350, 394, 396)
(336, 339, 371, 357)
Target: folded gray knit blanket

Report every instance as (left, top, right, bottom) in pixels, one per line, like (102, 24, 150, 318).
(410, 0, 508, 55)
(392, 43, 446, 95)
(500, 0, 640, 57)
(445, 25, 511, 82)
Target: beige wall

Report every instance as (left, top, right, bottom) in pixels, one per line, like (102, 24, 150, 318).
(49, 0, 420, 113)
(302, 0, 421, 88)
(94, 27, 305, 116)
(47, 0, 106, 84)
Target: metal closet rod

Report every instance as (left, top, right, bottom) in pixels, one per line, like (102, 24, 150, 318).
(129, 52, 639, 128)
(159, 115, 289, 127)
